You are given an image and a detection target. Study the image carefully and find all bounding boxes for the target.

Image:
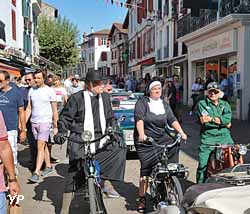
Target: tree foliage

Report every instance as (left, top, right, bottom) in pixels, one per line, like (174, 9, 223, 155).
(38, 16, 80, 69)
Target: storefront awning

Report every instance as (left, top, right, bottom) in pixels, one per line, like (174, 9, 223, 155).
(0, 62, 21, 77)
(156, 55, 187, 68)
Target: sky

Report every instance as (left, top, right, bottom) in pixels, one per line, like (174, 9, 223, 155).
(45, 0, 127, 37)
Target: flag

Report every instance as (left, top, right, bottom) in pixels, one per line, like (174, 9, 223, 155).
(111, 0, 114, 4)
(120, 2, 123, 7)
(116, 0, 119, 6)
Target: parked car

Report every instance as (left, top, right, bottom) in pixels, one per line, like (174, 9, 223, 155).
(111, 92, 143, 152)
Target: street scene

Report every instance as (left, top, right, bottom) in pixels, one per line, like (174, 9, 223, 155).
(1, 0, 250, 214)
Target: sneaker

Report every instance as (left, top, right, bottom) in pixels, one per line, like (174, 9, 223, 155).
(102, 187, 120, 198)
(50, 157, 60, 164)
(41, 167, 54, 177)
(29, 173, 40, 183)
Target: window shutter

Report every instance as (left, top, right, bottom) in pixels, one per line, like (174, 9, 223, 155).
(148, 0, 153, 12)
(12, 0, 16, 7)
(11, 10, 16, 40)
(98, 38, 102, 46)
(143, 0, 147, 18)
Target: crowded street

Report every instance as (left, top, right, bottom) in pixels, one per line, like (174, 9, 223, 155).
(2, 0, 250, 214)
(15, 111, 250, 213)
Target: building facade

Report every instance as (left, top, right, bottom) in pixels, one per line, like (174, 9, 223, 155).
(127, 0, 156, 79)
(109, 22, 128, 78)
(0, 0, 41, 77)
(80, 29, 111, 77)
(178, 1, 250, 120)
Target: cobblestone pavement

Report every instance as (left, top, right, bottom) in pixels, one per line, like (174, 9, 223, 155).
(16, 109, 250, 214)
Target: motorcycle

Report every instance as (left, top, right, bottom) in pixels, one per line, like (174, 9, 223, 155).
(155, 143, 250, 214)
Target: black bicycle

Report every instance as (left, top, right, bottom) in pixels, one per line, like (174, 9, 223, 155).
(79, 127, 116, 214)
(142, 135, 189, 208)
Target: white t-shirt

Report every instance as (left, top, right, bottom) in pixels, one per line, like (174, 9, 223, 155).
(53, 87, 67, 103)
(28, 85, 57, 123)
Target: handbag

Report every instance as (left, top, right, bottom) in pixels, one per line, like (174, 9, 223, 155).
(7, 204, 22, 214)
(7, 194, 23, 214)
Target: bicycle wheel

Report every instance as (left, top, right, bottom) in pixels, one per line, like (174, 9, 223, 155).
(164, 176, 183, 205)
(88, 177, 107, 214)
(88, 177, 97, 214)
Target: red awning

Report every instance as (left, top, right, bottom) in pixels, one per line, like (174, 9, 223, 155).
(0, 62, 21, 77)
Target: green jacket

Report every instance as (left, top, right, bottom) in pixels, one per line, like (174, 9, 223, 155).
(197, 97, 233, 145)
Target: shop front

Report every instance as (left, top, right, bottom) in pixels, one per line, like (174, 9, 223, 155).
(180, 14, 250, 120)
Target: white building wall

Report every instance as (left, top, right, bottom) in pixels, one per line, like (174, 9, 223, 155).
(0, 1, 23, 50)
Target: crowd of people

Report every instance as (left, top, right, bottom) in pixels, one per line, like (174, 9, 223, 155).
(0, 68, 234, 213)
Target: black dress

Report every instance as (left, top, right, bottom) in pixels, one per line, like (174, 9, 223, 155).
(134, 97, 177, 177)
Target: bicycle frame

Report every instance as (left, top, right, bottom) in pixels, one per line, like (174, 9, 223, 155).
(144, 136, 189, 207)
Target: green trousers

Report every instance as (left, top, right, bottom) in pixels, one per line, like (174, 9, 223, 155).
(196, 144, 214, 184)
(196, 140, 233, 184)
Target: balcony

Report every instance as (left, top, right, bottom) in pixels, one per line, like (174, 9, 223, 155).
(32, 0, 42, 14)
(177, 0, 250, 38)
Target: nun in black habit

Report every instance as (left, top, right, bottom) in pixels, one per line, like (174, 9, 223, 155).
(54, 70, 127, 212)
(134, 79, 187, 213)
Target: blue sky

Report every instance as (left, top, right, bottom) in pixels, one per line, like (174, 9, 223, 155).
(44, 0, 127, 36)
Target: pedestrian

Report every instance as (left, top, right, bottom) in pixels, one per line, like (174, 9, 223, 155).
(190, 77, 203, 116)
(45, 74, 54, 87)
(162, 78, 177, 117)
(26, 70, 58, 183)
(63, 73, 73, 97)
(67, 74, 83, 96)
(54, 70, 127, 213)
(196, 82, 233, 184)
(220, 73, 229, 101)
(52, 75, 67, 113)
(103, 79, 113, 94)
(134, 80, 187, 213)
(125, 77, 132, 91)
(0, 111, 20, 214)
(21, 73, 37, 171)
(0, 70, 26, 170)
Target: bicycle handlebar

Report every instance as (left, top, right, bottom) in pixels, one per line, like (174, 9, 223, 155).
(138, 134, 183, 149)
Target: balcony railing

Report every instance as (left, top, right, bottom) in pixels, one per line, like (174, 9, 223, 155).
(177, 0, 250, 38)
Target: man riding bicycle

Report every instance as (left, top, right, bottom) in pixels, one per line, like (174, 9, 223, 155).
(196, 82, 233, 184)
(54, 70, 127, 212)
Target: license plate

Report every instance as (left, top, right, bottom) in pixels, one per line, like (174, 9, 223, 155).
(128, 145, 136, 152)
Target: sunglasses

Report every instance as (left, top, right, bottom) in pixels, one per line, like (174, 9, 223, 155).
(0, 80, 4, 83)
(25, 79, 32, 82)
(208, 89, 219, 95)
(72, 79, 79, 82)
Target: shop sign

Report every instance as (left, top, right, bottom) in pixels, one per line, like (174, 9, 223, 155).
(131, 64, 141, 72)
(189, 30, 237, 61)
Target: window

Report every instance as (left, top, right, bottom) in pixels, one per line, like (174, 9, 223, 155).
(101, 38, 106, 45)
(11, 10, 16, 40)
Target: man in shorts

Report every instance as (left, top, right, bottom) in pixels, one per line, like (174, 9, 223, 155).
(26, 70, 58, 183)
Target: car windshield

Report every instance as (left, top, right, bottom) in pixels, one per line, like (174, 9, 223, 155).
(111, 92, 143, 109)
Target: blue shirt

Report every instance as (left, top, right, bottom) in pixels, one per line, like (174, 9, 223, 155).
(0, 87, 24, 131)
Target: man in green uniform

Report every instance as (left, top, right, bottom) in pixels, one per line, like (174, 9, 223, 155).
(196, 82, 233, 184)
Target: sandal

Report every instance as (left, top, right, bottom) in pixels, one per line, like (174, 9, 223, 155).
(137, 196, 146, 213)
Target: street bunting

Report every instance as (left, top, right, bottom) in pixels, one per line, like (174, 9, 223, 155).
(94, 0, 180, 19)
